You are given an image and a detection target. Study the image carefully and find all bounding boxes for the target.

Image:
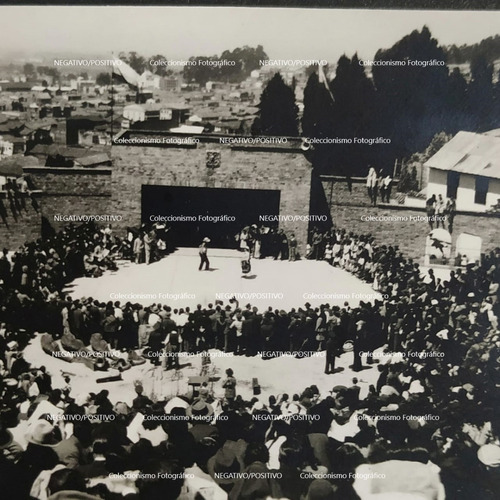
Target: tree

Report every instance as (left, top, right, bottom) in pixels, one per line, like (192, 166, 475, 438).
(255, 73, 298, 136)
(150, 54, 170, 77)
(445, 68, 469, 133)
(468, 53, 494, 131)
(302, 72, 334, 139)
(23, 63, 35, 79)
(96, 72, 111, 86)
(183, 56, 217, 86)
(79, 72, 89, 79)
(372, 26, 450, 161)
(37, 66, 50, 76)
(120, 52, 146, 74)
(335, 54, 377, 174)
(184, 46, 269, 85)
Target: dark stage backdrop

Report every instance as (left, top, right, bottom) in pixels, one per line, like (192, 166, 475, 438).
(141, 185, 281, 248)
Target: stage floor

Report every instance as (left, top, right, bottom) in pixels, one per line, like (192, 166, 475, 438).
(64, 248, 382, 310)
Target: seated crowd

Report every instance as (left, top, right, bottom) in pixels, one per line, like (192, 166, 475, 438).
(0, 222, 499, 499)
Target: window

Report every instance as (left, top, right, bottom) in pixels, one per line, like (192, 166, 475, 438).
(475, 176, 489, 205)
(446, 171, 460, 199)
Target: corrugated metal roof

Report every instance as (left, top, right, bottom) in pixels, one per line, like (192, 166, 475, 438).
(425, 131, 500, 180)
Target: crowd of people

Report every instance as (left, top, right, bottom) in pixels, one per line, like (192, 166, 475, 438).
(425, 194, 456, 233)
(237, 225, 298, 262)
(0, 220, 499, 499)
(0, 175, 40, 227)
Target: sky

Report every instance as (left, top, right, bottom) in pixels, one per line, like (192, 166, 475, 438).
(0, 7, 499, 63)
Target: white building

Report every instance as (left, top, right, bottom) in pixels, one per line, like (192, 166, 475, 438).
(425, 130, 500, 212)
(139, 70, 161, 90)
(123, 104, 146, 122)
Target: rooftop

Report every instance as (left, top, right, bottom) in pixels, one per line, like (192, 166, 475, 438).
(425, 131, 500, 180)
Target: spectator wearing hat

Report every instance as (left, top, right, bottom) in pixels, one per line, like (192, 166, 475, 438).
(165, 330, 182, 370)
(17, 420, 61, 491)
(207, 442, 244, 494)
(187, 401, 218, 443)
(0, 425, 23, 463)
(199, 238, 210, 271)
(229, 442, 282, 500)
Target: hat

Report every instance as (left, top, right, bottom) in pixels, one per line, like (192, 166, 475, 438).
(380, 403, 399, 412)
(207, 444, 243, 484)
(331, 385, 347, 393)
(187, 400, 214, 419)
(4, 378, 18, 387)
(26, 420, 62, 447)
(478, 444, 500, 467)
(306, 479, 335, 500)
(380, 385, 400, 398)
(436, 329, 449, 340)
(203, 237, 211, 243)
(114, 402, 130, 415)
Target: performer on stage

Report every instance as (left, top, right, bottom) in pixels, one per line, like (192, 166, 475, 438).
(241, 246, 252, 275)
(198, 237, 210, 271)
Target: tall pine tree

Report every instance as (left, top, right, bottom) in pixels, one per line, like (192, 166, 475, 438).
(253, 73, 298, 136)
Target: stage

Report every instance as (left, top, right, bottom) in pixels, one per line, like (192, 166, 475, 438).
(64, 248, 382, 310)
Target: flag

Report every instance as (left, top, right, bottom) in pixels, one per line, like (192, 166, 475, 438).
(112, 57, 140, 90)
(318, 63, 334, 103)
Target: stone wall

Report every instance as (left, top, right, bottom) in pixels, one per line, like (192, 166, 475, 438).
(323, 178, 500, 261)
(25, 167, 112, 232)
(111, 140, 313, 248)
(0, 193, 42, 250)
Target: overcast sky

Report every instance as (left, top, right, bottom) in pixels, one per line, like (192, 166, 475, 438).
(1, 7, 499, 62)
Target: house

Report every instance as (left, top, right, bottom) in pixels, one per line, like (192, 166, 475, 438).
(123, 104, 146, 123)
(36, 91, 53, 105)
(0, 135, 26, 156)
(78, 129, 110, 147)
(139, 71, 161, 90)
(77, 79, 96, 94)
(124, 103, 190, 127)
(162, 77, 179, 91)
(425, 131, 500, 212)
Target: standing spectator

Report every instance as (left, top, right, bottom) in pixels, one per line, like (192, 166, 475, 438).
(382, 174, 392, 203)
(445, 197, 456, 233)
(279, 230, 289, 260)
(310, 231, 323, 260)
(222, 368, 236, 405)
(426, 194, 437, 230)
(366, 166, 377, 205)
(165, 330, 182, 370)
(143, 231, 153, 265)
(230, 312, 244, 354)
(324, 244, 333, 265)
(435, 194, 446, 229)
(133, 233, 143, 264)
(288, 233, 298, 261)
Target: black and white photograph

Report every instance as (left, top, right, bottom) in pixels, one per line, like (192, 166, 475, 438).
(0, 3, 499, 500)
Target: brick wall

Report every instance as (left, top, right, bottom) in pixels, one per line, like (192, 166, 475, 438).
(111, 142, 313, 248)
